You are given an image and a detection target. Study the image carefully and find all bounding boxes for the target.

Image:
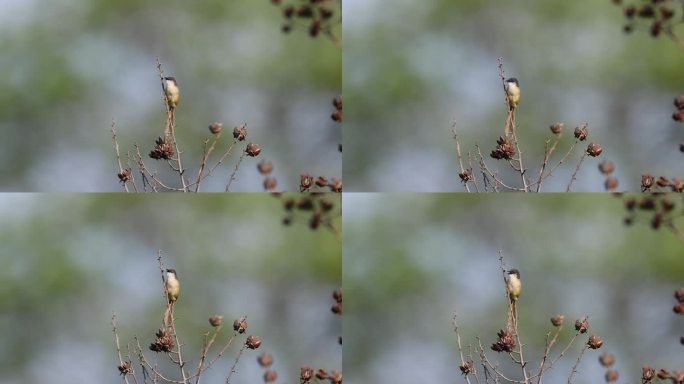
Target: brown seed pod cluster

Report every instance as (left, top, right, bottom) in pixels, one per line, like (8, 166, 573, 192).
(299, 172, 342, 192)
(278, 194, 339, 234)
(149, 328, 174, 352)
(149, 137, 174, 160)
(258, 160, 277, 191)
(331, 96, 342, 123)
(491, 329, 516, 352)
(270, 0, 341, 38)
(598, 160, 619, 191)
(490, 137, 516, 160)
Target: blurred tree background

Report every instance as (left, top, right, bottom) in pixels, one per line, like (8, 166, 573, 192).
(343, 193, 683, 383)
(0, 193, 341, 383)
(344, 0, 684, 191)
(0, 1, 340, 191)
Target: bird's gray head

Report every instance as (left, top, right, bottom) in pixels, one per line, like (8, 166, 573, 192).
(166, 268, 177, 276)
(163, 77, 177, 85)
(505, 78, 519, 86)
(507, 269, 520, 278)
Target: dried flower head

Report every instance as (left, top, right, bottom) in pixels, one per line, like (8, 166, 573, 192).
(551, 314, 565, 327)
(574, 124, 589, 141)
(599, 352, 615, 367)
(586, 142, 603, 157)
(300, 173, 314, 191)
(329, 370, 343, 384)
(149, 137, 174, 160)
(264, 369, 277, 382)
(246, 334, 262, 349)
(117, 168, 132, 183)
(675, 288, 684, 303)
(641, 174, 655, 190)
(118, 361, 132, 375)
(315, 368, 328, 380)
(149, 328, 174, 352)
(258, 352, 274, 367)
(587, 334, 603, 349)
(575, 317, 590, 333)
(245, 142, 261, 157)
(233, 316, 248, 333)
(550, 122, 564, 134)
(300, 365, 314, 382)
(263, 177, 277, 191)
(233, 124, 248, 141)
(208, 122, 223, 134)
(604, 177, 619, 191)
(459, 360, 474, 375)
(598, 160, 614, 175)
(459, 169, 473, 182)
(257, 160, 274, 175)
(329, 177, 343, 192)
(333, 288, 342, 303)
(491, 329, 516, 352)
(490, 137, 516, 160)
(209, 315, 224, 327)
(605, 369, 619, 382)
(642, 365, 655, 382)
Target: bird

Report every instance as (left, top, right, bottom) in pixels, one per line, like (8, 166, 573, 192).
(504, 78, 520, 138)
(164, 268, 180, 326)
(162, 77, 180, 136)
(506, 269, 521, 326)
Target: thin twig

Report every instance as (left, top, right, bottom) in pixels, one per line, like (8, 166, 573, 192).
(566, 345, 588, 384)
(112, 314, 133, 384)
(565, 152, 587, 192)
(452, 124, 472, 192)
(225, 150, 246, 192)
(111, 121, 131, 192)
(535, 134, 562, 192)
(194, 133, 223, 192)
(225, 344, 247, 384)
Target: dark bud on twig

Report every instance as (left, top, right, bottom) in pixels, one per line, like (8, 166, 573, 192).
(598, 160, 614, 175)
(639, 198, 656, 210)
(263, 177, 277, 191)
(574, 124, 589, 141)
(300, 365, 314, 382)
(333, 288, 342, 303)
(638, 5, 655, 18)
(490, 137, 515, 160)
(209, 315, 223, 327)
(491, 329, 516, 352)
(674, 95, 684, 110)
(118, 361, 133, 375)
(331, 109, 342, 122)
(459, 169, 473, 182)
(673, 110, 684, 122)
(300, 173, 314, 191)
(233, 316, 248, 333)
(642, 365, 655, 382)
(671, 178, 684, 192)
(320, 199, 335, 212)
(459, 361, 474, 375)
(149, 328, 174, 352)
(586, 142, 602, 157)
(550, 122, 564, 135)
(257, 160, 274, 175)
(680, 142, 684, 152)
(651, 212, 663, 229)
(310, 212, 322, 229)
(333, 96, 342, 111)
(550, 314, 565, 327)
(118, 168, 132, 183)
(246, 334, 262, 349)
(674, 288, 684, 303)
(605, 369, 619, 382)
(680, 336, 684, 345)
(233, 124, 248, 141)
(245, 142, 261, 157)
(258, 352, 274, 367)
(297, 198, 314, 210)
(208, 122, 223, 134)
(673, 302, 684, 314)
(331, 302, 342, 315)
(604, 177, 618, 191)
(338, 336, 342, 345)
(149, 137, 174, 160)
(599, 352, 615, 367)
(264, 370, 277, 382)
(316, 368, 328, 380)
(575, 317, 590, 333)
(657, 368, 670, 379)
(641, 174, 655, 190)
(587, 335, 603, 349)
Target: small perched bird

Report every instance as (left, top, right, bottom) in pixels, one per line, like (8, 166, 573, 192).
(164, 268, 180, 326)
(504, 78, 520, 137)
(504, 78, 520, 110)
(506, 269, 521, 326)
(162, 77, 180, 109)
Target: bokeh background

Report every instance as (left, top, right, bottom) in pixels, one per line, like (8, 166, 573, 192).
(344, 0, 684, 191)
(0, 193, 341, 383)
(0, 1, 341, 191)
(344, 193, 684, 383)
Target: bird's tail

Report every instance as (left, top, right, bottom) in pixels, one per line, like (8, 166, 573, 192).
(164, 109, 175, 137)
(505, 109, 515, 138)
(507, 298, 517, 330)
(164, 301, 174, 327)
